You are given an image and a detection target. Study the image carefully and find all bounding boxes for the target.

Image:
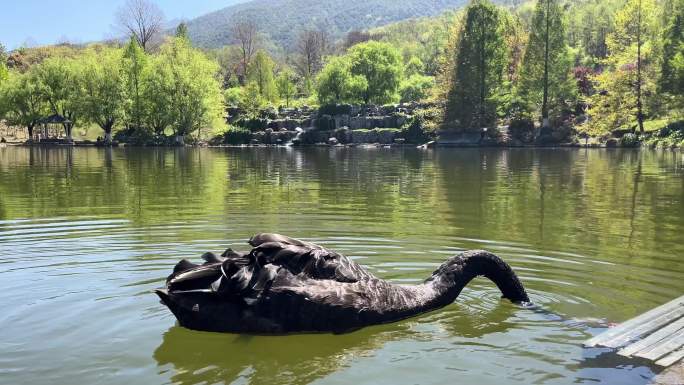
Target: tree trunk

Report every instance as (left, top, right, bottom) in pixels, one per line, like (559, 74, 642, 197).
(103, 121, 114, 144)
(636, 0, 645, 134)
(64, 123, 73, 142)
(27, 124, 34, 140)
(175, 134, 185, 146)
(542, 0, 551, 130)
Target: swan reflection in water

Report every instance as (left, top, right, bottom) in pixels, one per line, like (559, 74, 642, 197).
(153, 298, 521, 385)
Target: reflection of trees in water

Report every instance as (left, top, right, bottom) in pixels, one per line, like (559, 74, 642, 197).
(153, 304, 520, 385)
(0, 147, 682, 273)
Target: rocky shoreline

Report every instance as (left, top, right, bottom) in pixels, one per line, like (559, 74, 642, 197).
(3, 102, 682, 149)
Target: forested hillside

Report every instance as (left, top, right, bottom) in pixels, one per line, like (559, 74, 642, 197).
(183, 0, 472, 49)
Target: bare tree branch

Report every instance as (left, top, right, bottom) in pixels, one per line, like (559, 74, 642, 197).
(295, 29, 329, 79)
(116, 0, 165, 52)
(232, 19, 259, 84)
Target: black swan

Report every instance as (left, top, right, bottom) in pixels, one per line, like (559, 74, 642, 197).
(156, 234, 530, 334)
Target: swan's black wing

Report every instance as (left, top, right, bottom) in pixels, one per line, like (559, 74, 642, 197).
(248, 233, 375, 283)
(166, 249, 250, 293)
(164, 234, 375, 307)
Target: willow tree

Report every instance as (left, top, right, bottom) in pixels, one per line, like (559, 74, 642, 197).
(156, 37, 224, 144)
(81, 48, 126, 143)
(348, 41, 403, 104)
(143, 55, 174, 136)
(0, 70, 46, 138)
(517, 0, 574, 131)
(34, 57, 83, 141)
(316, 56, 366, 104)
(444, 0, 506, 131)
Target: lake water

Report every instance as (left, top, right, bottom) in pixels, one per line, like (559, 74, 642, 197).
(0, 146, 682, 385)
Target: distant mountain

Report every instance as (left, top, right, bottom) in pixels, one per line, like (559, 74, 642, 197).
(184, 0, 469, 49)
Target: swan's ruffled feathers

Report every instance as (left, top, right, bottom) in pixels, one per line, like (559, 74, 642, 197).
(164, 234, 375, 306)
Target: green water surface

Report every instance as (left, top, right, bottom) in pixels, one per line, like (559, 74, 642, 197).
(0, 147, 682, 385)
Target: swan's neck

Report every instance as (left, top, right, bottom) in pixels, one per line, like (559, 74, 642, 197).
(423, 250, 529, 306)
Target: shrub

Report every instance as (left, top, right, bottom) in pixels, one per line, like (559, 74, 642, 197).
(509, 118, 535, 143)
(620, 133, 640, 147)
(401, 115, 431, 144)
(113, 127, 155, 145)
(400, 75, 435, 103)
(319, 104, 353, 116)
(224, 87, 244, 106)
(235, 117, 268, 132)
(222, 127, 252, 145)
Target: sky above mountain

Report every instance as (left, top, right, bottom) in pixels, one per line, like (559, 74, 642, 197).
(1, 0, 246, 50)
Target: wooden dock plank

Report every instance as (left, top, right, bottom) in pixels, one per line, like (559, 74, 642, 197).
(618, 318, 684, 357)
(635, 328, 684, 361)
(585, 296, 684, 348)
(656, 347, 684, 367)
(592, 306, 684, 348)
(605, 308, 684, 349)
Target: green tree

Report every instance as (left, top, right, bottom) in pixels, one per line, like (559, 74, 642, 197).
(400, 74, 435, 102)
(0, 62, 7, 86)
(405, 56, 425, 77)
(276, 69, 297, 107)
(0, 42, 7, 64)
(156, 37, 224, 143)
(589, 0, 660, 134)
(247, 51, 277, 102)
(348, 41, 403, 104)
(34, 56, 83, 141)
(80, 48, 126, 143)
(224, 87, 244, 106)
(143, 55, 174, 135)
(584, 68, 636, 136)
(212, 45, 242, 88)
(0, 69, 46, 138)
(444, 0, 507, 131)
(661, 0, 684, 99)
(518, 0, 574, 131)
(175, 22, 189, 40)
(122, 37, 148, 131)
(566, 0, 622, 66)
(241, 81, 266, 118)
(316, 56, 366, 104)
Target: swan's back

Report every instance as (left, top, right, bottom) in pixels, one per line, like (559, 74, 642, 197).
(164, 234, 375, 302)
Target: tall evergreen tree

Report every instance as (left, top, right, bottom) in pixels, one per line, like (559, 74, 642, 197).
(444, 0, 506, 131)
(518, 0, 574, 131)
(661, 0, 684, 98)
(247, 51, 277, 102)
(276, 69, 297, 107)
(175, 22, 189, 40)
(122, 37, 148, 131)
